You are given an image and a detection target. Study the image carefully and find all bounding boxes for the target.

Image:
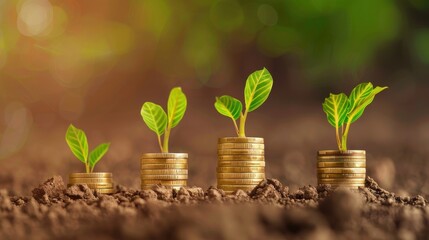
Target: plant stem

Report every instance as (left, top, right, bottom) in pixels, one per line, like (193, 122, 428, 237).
(157, 134, 164, 153)
(238, 111, 248, 137)
(232, 119, 239, 136)
(85, 163, 90, 173)
(335, 126, 341, 151)
(341, 121, 352, 151)
(162, 127, 170, 153)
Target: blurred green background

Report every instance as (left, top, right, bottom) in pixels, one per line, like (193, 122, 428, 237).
(0, 0, 429, 196)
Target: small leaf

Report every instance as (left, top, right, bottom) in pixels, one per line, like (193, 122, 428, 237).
(322, 93, 349, 128)
(167, 87, 187, 128)
(347, 82, 374, 115)
(244, 67, 273, 112)
(89, 143, 110, 169)
(65, 124, 89, 164)
(214, 95, 243, 120)
(141, 102, 167, 136)
(347, 85, 388, 123)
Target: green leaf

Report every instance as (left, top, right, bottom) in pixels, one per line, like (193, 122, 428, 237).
(347, 85, 388, 123)
(65, 124, 89, 164)
(244, 67, 273, 112)
(141, 102, 167, 136)
(167, 87, 187, 128)
(89, 143, 110, 169)
(214, 95, 242, 120)
(322, 93, 349, 128)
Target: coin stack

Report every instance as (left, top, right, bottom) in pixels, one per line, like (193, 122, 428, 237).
(317, 150, 366, 189)
(217, 137, 266, 194)
(141, 153, 188, 190)
(68, 172, 115, 194)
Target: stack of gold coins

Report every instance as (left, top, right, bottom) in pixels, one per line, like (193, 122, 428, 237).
(68, 172, 115, 194)
(141, 153, 188, 190)
(317, 150, 366, 189)
(217, 137, 266, 194)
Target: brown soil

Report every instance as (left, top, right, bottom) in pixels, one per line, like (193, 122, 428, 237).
(0, 176, 428, 240)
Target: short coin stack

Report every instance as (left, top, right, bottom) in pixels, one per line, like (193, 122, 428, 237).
(68, 172, 115, 194)
(141, 153, 188, 190)
(217, 137, 266, 194)
(317, 150, 366, 189)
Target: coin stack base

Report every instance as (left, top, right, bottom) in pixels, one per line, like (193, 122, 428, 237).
(141, 153, 188, 190)
(317, 150, 366, 189)
(217, 137, 266, 194)
(68, 172, 115, 194)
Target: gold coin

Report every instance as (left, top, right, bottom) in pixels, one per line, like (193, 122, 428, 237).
(218, 143, 264, 150)
(317, 150, 366, 156)
(217, 173, 265, 179)
(141, 180, 187, 185)
(218, 161, 266, 167)
(94, 188, 115, 194)
(318, 178, 365, 184)
(318, 173, 366, 179)
(69, 178, 113, 183)
(69, 173, 112, 178)
(141, 174, 188, 180)
(141, 169, 188, 175)
(317, 162, 366, 168)
(217, 179, 264, 185)
(218, 137, 264, 144)
(67, 183, 114, 189)
(141, 163, 188, 169)
(317, 156, 366, 162)
(218, 155, 265, 161)
(141, 153, 188, 159)
(217, 166, 265, 173)
(217, 185, 256, 191)
(218, 149, 264, 155)
(317, 168, 366, 174)
(141, 159, 188, 164)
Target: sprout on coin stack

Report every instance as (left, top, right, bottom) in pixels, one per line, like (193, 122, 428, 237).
(320, 82, 387, 189)
(140, 87, 188, 190)
(65, 124, 114, 194)
(214, 67, 273, 194)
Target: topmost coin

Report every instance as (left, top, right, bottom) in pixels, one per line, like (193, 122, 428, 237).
(218, 143, 264, 149)
(218, 137, 264, 144)
(317, 150, 365, 157)
(141, 153, 188, 159)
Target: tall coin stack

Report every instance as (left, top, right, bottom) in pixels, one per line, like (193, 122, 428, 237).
(141, 153, 188, 190)
(317, 150, 366, 189)
(68, 172, 115, 194)
(217, 137, 266, 194)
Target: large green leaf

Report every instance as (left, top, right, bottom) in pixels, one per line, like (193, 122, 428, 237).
(141, 102, 167, 136)
(167, 87, 187, 128)
(244, 67, 273, 112)
(65, 124, 89, 164)
(214, 95, 242, 120)
(347, 85, 388, 123)
(322, 93, 349, 128)
(89, 143, 110, 169)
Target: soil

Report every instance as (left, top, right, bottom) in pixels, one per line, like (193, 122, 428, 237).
(1, 176, 428, 240)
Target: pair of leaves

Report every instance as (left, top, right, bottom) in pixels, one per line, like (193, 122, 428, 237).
(322, 82, 387, 128)
(141, 87, 187, 136)
(65, 125, 110, 171)
(215, 68, 273, 120)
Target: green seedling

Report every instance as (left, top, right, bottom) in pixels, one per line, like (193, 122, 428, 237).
(65, 124, 110, 173)
(322, 82, 388, 151)
(214, 67, 273, 137)
(141, 87, 187, 153)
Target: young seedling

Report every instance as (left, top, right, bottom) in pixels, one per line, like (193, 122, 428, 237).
(65, 124, 110, 173)
(214, 67, 273, 137)
(322, 82, 388, 151)
(141, 87, 187, 153)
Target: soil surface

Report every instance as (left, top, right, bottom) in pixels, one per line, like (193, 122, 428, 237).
(1, 176, 428, 240)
